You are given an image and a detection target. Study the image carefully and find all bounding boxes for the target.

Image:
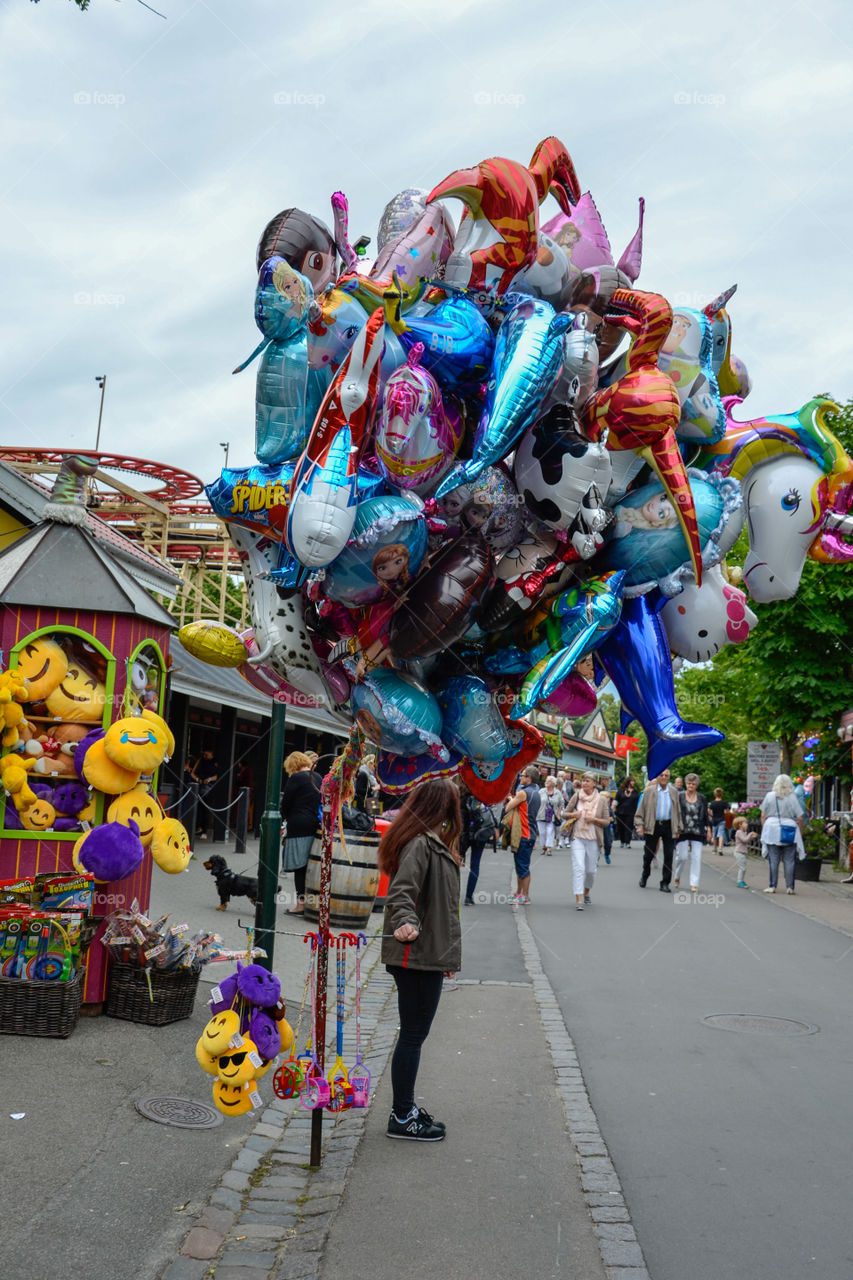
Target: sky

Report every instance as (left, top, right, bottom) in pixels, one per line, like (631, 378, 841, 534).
(1, 0, 852, 496)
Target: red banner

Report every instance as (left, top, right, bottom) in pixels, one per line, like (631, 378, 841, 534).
(614, 734, 641, 757)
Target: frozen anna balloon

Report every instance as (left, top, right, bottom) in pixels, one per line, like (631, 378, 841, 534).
(349, 669, 448, 760)
(323, 494, 427, 608)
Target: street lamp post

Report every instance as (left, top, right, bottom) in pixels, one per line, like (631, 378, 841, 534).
(220, 441, 230, 469)
(95, 375, 107, 451)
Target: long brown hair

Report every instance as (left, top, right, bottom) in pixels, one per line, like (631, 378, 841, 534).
(378, 779, 462, 876)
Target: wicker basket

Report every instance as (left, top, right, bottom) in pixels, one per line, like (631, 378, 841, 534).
(104, 962, 201, 1026)
(0, 970, 84, 1038)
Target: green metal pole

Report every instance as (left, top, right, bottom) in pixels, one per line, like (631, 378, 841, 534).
(254, 699, 286, 971)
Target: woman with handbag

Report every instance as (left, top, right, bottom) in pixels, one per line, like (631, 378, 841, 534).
(537, 776, 564, 856)
(562, 773, 610, 910)
(760, 774, 805, 894)
(280, 751, 322, 915)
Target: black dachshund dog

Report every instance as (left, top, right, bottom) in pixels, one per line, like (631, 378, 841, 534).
(203, 855, 258, 912)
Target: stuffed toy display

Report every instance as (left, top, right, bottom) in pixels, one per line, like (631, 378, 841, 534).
(199, 962, 290, 1116)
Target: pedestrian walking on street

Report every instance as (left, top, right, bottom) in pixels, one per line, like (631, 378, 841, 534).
(562, 772, 610, 910)
(613, 777, 639, 847)
(280, 751, 322, 915)
(537, 775, 564, 855)
(502, 765, 540, 904)
(673, 773, 709, 892)
(709, 788, 727, 853)
(636, 769, 683, 892)
(731, 816, 756, 887)
(379, 779, 462, 1142)
(457, 779, 497, 906)
(760, 773, 805, 894)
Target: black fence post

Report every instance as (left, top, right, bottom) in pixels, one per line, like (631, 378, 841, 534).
(234, 786, 249, 855)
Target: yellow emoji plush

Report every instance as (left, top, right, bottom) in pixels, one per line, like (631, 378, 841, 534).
(195, 1037, 221, 1076)
(44, 662, 106, 722)
(14, 638, 68, 701)
(212, 1078, 257, 1116)
(216, 1037, 263, 1086)
(103, 711, 173, 774)
(107, 787, 164, 847)
(149, 818, 191, 873)
(0, 670, 31, 750)
(200, 1009, 242, 1057)
(20, 798, 56, 831)
(80, 739, 140, 795)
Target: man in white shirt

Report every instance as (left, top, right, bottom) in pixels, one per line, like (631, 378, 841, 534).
(636, 769, 683, 893)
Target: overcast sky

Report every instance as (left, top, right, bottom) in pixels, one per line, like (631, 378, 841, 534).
(1, 0, 851, 497)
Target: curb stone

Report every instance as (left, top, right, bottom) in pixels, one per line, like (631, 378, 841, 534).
(513, 907, 651, 1280)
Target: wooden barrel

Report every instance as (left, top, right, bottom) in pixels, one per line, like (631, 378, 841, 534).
(303, 829, 381, 929)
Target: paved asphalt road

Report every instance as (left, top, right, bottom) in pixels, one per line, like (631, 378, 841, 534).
(527, 841, 853, 1280)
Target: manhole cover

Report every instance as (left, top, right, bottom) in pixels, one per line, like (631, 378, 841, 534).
(701, 1014, 818, 1037)
(135, 1096, 223, 1129)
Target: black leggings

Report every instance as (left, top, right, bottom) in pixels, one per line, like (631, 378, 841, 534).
(294, 865, 306, 901)
(387, 966, 444, 1117)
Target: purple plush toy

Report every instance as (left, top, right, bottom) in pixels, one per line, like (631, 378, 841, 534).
(236, 963, 281, 1008)
(208, 972, 240, 1014)
(75, 819, 144, 881)
(248, 1008, 281, 1062)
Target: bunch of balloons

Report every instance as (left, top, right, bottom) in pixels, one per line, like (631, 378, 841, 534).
(198, 135, 853, 792)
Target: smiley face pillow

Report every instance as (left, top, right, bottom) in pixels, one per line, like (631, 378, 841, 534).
(103, 710, 174, 774)
(44, 660, 106, 723)
(107, 787, 164, 848)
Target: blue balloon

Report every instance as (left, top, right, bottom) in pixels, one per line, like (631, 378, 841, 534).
(595, 592, 723, 779)
(350, 669, 447, 760)
(435, 676, 511, 775)
(435, 295, 573, 497)
(323, 494, 427, 607)
(395, 296, 495, 394)
(600, 474, 726, 593)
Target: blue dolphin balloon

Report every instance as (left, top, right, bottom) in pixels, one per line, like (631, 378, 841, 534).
(435, 294, 574, 497)
(595, 592, 724, 778)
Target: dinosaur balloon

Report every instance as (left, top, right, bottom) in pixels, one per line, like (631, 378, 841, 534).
(428, 136, 581, 296)
(578, 288, 704, 585)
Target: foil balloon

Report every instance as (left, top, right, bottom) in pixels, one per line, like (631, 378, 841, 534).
(596, 593, 724, 779)
(232, 258, 323, 466)
(435, 677, 512, 774)
(374, 345, 463, 494)
(513, 403, 611, 533)
(255, 207, 337, 292)
(656, 304, 726, 445)
(228, 524, 337, 711)
(454, 466, 527, 553)
(389, 530, 494, 660)
(307, 288, 370, 374)
(376, 188, 429, 252)
(601, 471, 742, 596)
(459, 716, 544, 802)
(508, 231, 573, 311)
(538, 666, 598, 719)
(349, 669, 447, 760)
(323, 493, 427, 608)
(475, 530, 575, 634)
(385, 293, 494, 395)
(287, 307, 386, 568)
(371, 201, 455, 286)
(428, 136, 580, 296)
(661, 564, 757, 662)
(579, 288, 704, 584)
(435, 295, 573, 495)
(543, 193, 644, 288)
(503, 572, 626, 717)
(177, 621, 249, 668)
(696, 395, 853, 595)
(543, 318, 599, 413)
(206, 464, 294, 538)
(375, 747, 462, 795)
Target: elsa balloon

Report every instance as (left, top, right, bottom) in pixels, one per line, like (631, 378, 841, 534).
(233, 257, 325, 465)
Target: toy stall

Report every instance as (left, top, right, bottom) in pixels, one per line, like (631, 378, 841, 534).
(0, 469, 179, 1019)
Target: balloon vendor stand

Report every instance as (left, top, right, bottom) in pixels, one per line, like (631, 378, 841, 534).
(0, 461, 177, 1008)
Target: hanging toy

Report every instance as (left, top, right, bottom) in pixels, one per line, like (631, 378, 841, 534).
(348, 933, 370, 1108)
(298, 935, 331, 1110)
(326, 937, 354, 1112)
(272, 945, 314, 1100)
